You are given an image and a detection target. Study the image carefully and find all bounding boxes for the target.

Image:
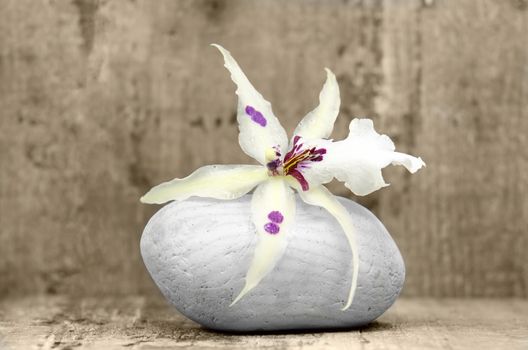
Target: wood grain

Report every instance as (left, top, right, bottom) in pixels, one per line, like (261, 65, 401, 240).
(0, 0, 526, 298)
(1, 296, 527, 349)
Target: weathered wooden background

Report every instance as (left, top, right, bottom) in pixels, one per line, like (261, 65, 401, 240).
(0, 0, 526, 299)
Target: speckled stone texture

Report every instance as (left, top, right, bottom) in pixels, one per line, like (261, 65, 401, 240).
(140, 195, 405, 332)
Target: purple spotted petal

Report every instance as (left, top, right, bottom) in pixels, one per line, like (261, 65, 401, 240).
(267, 211, 284, 224)
(264, 222, 280, 234)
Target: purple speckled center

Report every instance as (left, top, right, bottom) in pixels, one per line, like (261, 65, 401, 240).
(283, 135, 327, 191)
(267, 211, 284, 224)
(264, 222, 280, 234)
(245, 105, 267, 127)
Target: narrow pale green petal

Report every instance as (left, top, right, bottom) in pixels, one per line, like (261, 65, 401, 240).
(293, 68, 340, 140)
(140, 165, 267, 204)
(231, 177, 295, 306)
(297, 185, 359, 311)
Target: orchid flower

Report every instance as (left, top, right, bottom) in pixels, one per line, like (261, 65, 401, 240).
(141, 44, 425, 311)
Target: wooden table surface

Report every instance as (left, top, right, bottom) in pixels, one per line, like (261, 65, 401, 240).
(0, 297, 526, 349)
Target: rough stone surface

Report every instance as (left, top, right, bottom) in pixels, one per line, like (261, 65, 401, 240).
(140, 195, 405, 332)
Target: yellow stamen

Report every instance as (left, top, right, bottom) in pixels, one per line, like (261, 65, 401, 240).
(283, 151, 311, 174)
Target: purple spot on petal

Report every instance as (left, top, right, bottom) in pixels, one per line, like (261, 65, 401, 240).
(245, 105, 267, 127)
(268, 211, 284, 224)
(251, 111, 267, 127)
(273, 145, 281, 156)
(264, 222, 280, 234)
(245, 105, 255, 115)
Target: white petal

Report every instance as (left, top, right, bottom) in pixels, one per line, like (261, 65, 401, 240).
(293, 68, 340, 141)
(212, 44, 289, 164)
(302, 118, 425, 196)
(140, 165, 267, 204)
(297, 185, 358, 311)
(231, 177, 295, 306)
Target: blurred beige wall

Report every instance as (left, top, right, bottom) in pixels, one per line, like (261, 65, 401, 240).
(0, 0, 526, 298)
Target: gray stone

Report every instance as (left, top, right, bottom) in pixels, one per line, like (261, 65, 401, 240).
(140, 195, 405, 332)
